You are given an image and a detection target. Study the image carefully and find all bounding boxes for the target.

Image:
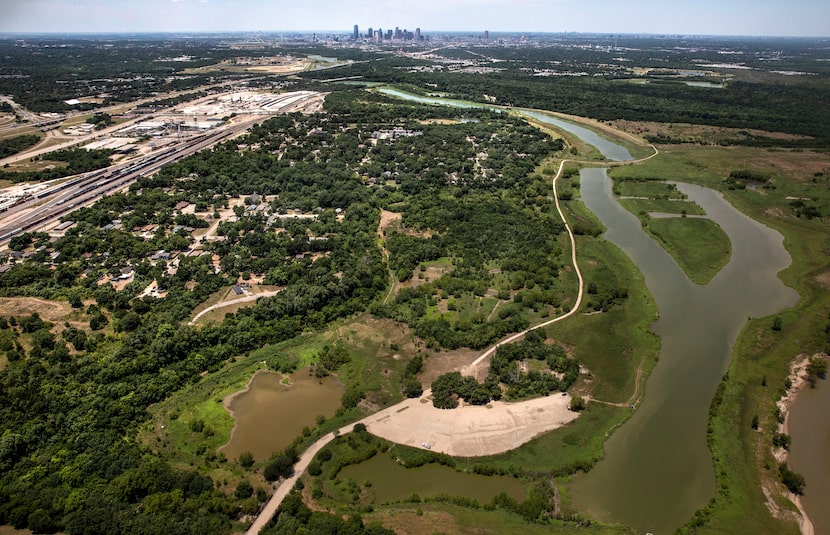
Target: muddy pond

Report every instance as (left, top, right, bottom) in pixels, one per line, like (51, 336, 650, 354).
(220, 369, 343, 462)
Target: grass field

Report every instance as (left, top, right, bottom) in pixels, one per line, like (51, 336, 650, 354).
(608, 175, 730, 284)
(615, 179, 687, 199)
(618, 197, 705, 215)
(646, 217, 731, 285)
(609, 144, 830, 189)
(366, 502, 634, 534)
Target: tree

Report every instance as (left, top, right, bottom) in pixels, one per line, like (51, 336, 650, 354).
(307, 461, 322, 476)
(263, 454, 294, 482)
(569, 395, 586, 412)
(28, 508, 56, 534)
(239, 451, 254, 469)
(772, 431, 791, 450)
(779, 463, 806, 494)
(235, 480, 254, 499)
(806, 356, 827, 387)
(341, 386, 365, 409)
(89, 312, 108, 331)
(772, 316, 782, 331)
(403, 377, 423, 398)
(189, 419, 205, 433)
(405, 354, 424, 376)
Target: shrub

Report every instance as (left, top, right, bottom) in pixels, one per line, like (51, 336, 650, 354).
(779, 463, 805, 494)
(235, 480, 254, 499)
(239, 451, 254, 468)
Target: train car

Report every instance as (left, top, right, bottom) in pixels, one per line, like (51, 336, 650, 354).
(0, 227, 23, 242)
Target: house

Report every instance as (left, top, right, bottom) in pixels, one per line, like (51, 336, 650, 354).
(117, 267, 134, 280)
(231, 285, 245, 296)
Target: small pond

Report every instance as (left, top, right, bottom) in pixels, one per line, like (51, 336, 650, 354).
(220, 369, 343, 461)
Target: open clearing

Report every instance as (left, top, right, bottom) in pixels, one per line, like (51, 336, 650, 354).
(364, 393, 580, 457)
(0, 297, 72, 322)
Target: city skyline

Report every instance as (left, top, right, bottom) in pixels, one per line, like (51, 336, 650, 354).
(1, 0, 829, 37)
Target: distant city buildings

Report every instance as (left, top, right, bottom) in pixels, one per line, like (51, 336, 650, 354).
(355, 23, 426, 42)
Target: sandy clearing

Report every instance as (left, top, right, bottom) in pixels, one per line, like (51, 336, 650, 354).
(363, 392, 579, 457)
(378, 209, 402, 237)
(0, 297, 72, 322)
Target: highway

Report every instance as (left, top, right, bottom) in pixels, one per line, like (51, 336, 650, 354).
(0, 88, 325, 243)
(0, 116, 260, 243)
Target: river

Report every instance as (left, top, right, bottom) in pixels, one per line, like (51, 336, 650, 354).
(570, 170, 798, 533)
(258, 86, 799, 532)
(376, 88, 634, 162)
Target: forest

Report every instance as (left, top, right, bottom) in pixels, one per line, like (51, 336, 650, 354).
(0, 88, 575, 534)
(298, 41, 830, 145)
(2, 34, 826, 535)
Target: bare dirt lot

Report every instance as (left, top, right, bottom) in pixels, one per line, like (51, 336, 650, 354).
(0, 297, 72, 323)
(364, 392, 579, 457)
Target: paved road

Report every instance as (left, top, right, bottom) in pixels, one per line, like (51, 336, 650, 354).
(0, 112, 295, 241)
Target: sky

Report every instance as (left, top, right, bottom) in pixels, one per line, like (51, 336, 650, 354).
(1, 0, 829, 37)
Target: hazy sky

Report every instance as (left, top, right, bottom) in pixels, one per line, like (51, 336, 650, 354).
(1, 0, 829, 37)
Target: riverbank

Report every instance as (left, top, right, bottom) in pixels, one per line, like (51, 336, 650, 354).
(628, 141, 830, 535)
(774, 354, 829, 535)
(570, 167, 797, 534)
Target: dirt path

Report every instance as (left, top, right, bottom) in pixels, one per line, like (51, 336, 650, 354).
(188, 290, 281, 325)
(246, 130, 660, 535)
(378, 210, 402, 305)
(463, 157, 585, 378)
(589, 360, 646, 409)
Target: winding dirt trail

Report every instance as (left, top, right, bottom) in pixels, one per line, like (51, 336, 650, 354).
(246, 158, 588, 534)
(245, 135, 659, 534)
(188, 290, 281, 325)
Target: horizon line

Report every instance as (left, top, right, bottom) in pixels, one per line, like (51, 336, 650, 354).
(0, 30, 828, 40)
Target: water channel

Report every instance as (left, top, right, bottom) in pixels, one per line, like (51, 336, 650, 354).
(377, 87, 634, 162)
(788, 379, 830, 535)
(223, 86, 802, 531)
(220, 369, 343, 462)
(375, 87, 807, 531)
(570, 170, 798, 533)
